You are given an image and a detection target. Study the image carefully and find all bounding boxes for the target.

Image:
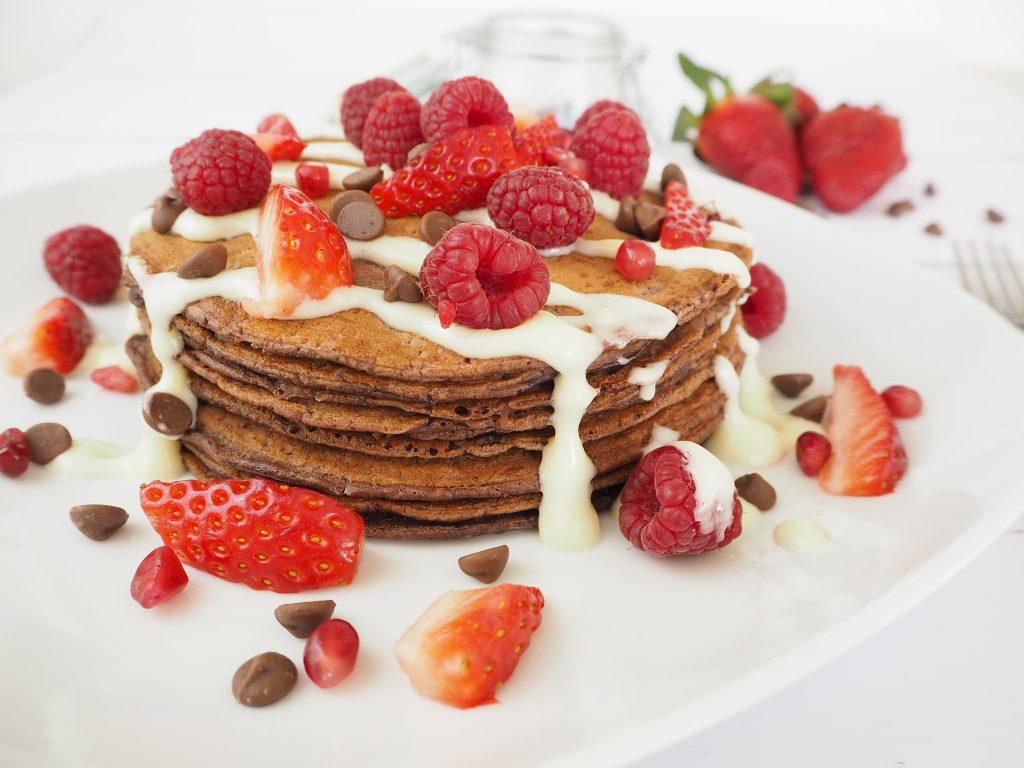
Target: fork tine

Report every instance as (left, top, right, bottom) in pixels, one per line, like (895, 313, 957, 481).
(996, 243, 1024, 321)
(969, 240, 1002, 311)
(954, 240, 975, 296)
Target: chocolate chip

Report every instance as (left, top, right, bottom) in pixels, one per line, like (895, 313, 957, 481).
(635, 202, 666, 240)
(407, 142, 429, 165)
(232, 652, 297, 707)
(790, 395, 828, 423)
(24, 368, 65, 405)
(886, 200, 914, 217)
(987, 208, 1005, 224)
(614, 196, 639, 235)
(144, 392, 193, 437)
(25, 422, 72, 465)
(330, 189, 374, 222)
(342, 166, 383, 192)
(458, 544, 509, 584)
(152, 189, 187, 234)
(337, 200, 385, 241)
(176, 243, 228, 280)
(771, 373, 813, 398)
(274, 600, 336, 639)
(924, 222, 943, 236)
(660, 162, 687, 191)
(924, 182, 936, 196)
(419, 210, 457, 245)
(734, 473, 777, 511)
(69, 504, 129, 541)
(383, 265, 423, 303)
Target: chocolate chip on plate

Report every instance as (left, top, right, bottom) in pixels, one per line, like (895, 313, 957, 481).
(177, 243, 228, 280)
(734, 473, 777, 511)
(886, 200, 914, 217)
(770, 373, 813, 398)
(406, 142, 430, 165)
(337, 200, 385, 241)
(152, 188, 187, 234)
(987, 208, 1005, 224)
(342, 166, 384, 192)
(418, 210, 457, 246)
(924, 182, 936, 197)
(25, 422, 72, 465)
(383, 265, 423, 303)
(232, 652, 297, 707)
(614, 195, 639, 235)
(144, 392, 193, 437)
(330, 189, 374, 222)
(274, 600, 337, 639)
(789, 395, 828, 423)
(24, 368, 65, 405)
(924, 222, 943, 236)
(635, 202, 666, 240)
(69, 504, 129, 541)
(660, 162, 687, 191)
(458, 544, 510, 584)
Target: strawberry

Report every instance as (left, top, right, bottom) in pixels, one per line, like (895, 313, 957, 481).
(371, 125, 519, 217)
(0, 297, 93, 376)
(139, 478, 365, 593)
(131, 546, 189, 609)
(253, 185, 353, 315)
(257, 113, 300, 138)
(513, 115, 569, 166)
(818, 365, 907, 496)
(660, 179, 711, 249)
(394, 583, 544, 709)
(91, 365, 139, 393)
(801, 106, 907, 212)
(674, 54, 801, 202)
(250, 131, 306, 162)
(751, 78, 819, 128)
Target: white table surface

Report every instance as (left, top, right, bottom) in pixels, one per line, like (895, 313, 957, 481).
(1, 5, 1022, 766)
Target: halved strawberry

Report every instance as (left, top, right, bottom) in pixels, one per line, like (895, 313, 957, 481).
(253, 185, 353, 315)
(660, 180, 712, 249)
(371, 125, 519, 217)
(513, 114, 570, 166)
(818, 365, 907, 496)
(0, 297, 93, 375)
(250, 132, 306, 162)
(394, 583, 544, 709)
(257, 113, 300, 138)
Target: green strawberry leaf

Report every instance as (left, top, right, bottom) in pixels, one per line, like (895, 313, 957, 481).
(671, 107, 701, 142)
(751, 78, 799, 122)
(677, 52, 734, 115)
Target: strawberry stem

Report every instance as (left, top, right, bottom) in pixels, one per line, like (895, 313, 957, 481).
(751, 78, 798, 122)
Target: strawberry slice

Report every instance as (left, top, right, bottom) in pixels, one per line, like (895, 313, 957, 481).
(660, 179, 712, 249)
(371, 125, 519, 217)
(257, 113, 300, 138)
(394, 583, 544, 709)
(0, 297, 93, 375)
(513, 114, 570, 166)
(140, 478, 365, 593)
(254, 185, 353, 315)
(250, 132, 306, 162)
(818, 365, 908, 496)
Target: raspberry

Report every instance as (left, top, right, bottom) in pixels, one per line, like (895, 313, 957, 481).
(614, 239, 655, 281)
(419, 223, 550, 330)
(742, 263, 787, 338)
(618, 444, 742, 556)
(340, 77, 404, 149)
(796, 431, 831, 476)
(569, 107, 649, 198)
(574, 99, 637, 131)
(421, 76, 514, 143)
(486, 167, 594, 249)
(0, 428, 30, 478)
(514, 115, 570, 165)
(43, 225, 122, 304)
(881, 385, 923, 418)
(362, 90, 424, 170)
(170, 129, 271, 216)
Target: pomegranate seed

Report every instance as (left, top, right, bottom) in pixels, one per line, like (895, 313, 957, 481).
(615, 239, 656, 281)
(91, 365, 139, 393)
(0, 428, 30, 478)
(131, 546, 188, 609)
(295, 163, 331, 199)
(303, 618, 359, 688)
(881, 385, 922, 418)
(796, 431, 832, 476)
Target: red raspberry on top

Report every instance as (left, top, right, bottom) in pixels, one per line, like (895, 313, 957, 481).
(0, 297, 92, 376)
(486, 166, 595, 249)
(420, 76, 514, 143)
(170, 129, 271, 216)
(340, 77, 404, 149)
(569, 107, 649, 198)
(43, 225, 122, 304)
(362, 89, 424, 170)
(742, 262, 786, 339)
(419, 223, 550, 330)
(574, 99, 637, 131)
(618, 442, 742, 556)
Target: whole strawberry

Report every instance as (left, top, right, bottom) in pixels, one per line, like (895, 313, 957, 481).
(140, 478, 365, 593)
(801, 106, 907, 212)
(43, 225, 122, 304)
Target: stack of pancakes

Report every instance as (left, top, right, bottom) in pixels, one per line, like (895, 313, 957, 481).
(125, 205, 751, 539)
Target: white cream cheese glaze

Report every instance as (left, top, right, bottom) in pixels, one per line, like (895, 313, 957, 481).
(667, 440, 736, 543)
(627, 359, 669, 401)
(300, 141, 365, 166)
(773, 516, 837, 554)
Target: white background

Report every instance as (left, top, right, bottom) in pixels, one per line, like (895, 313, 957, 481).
(1, 0, 1022, 766)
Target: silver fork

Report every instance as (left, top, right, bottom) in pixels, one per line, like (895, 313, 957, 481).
(954, 240, 1024, 327)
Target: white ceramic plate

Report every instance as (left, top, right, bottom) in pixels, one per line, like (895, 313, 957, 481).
(2, 166, 1023, 768)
